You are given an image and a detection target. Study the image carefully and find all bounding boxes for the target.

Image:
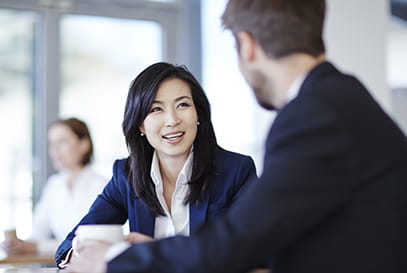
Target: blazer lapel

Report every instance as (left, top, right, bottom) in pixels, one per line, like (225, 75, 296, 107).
(190, 199, 209, 233)
(134, 200, 155, 237)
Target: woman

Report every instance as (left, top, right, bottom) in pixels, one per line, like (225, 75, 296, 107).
(55, 62, 257, 265)
(1, 118, 107, 255)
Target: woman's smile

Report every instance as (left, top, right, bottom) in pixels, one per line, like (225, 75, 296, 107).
(162, 131, 185, 144)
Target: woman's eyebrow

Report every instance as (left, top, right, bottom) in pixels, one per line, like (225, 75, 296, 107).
(174, 96, 192, 102)
(152, 95, 192, 104)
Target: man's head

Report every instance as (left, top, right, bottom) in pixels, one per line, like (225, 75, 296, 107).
(221, 0, 326, 59)
(221, 0, 326, 110)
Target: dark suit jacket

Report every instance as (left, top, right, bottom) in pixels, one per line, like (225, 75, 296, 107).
(104, 62, 407, 273)
(55, 147, 257, 264)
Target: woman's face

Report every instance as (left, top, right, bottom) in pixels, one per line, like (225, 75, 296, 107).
(139, 78, 198, 162)
(48, 124, 88, 171)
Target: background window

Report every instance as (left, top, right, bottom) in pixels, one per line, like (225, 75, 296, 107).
(202, 0, 274, 173)
(0, 0, 182, 241)
(60, 15, 163, 177)
(0, 9, 37, 239)
(387, 16, 407, 134)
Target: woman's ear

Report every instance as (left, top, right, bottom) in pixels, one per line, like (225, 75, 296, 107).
(79, 138, 91, 154)
(139, 125, 145, 135)
(236, 31, 256, 63)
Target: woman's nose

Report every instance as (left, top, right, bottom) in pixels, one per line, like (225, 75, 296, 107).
(165, 110, 181, 127)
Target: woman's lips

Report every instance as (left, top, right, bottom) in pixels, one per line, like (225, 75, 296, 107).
(162, 132, 185, 144)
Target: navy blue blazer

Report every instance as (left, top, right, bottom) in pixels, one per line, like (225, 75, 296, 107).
(55, 147, 257, 264)
(103, 62, 407, 273)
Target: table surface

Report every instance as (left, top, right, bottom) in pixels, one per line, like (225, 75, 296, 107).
(0, 248, 57, 272)
(0, 266, 58, 273)
(0, 254, 55, 265)
(0, 251, 270, 273)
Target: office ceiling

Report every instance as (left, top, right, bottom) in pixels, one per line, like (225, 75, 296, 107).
(392, 0, 407, 21)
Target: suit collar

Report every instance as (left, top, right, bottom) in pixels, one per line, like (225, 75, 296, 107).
(190, 199, 209, 232)
(300, 61, 338, 94)
(134, 201, 155, 237)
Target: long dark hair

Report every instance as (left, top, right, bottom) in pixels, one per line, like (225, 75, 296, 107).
(122, 62, 217, 216)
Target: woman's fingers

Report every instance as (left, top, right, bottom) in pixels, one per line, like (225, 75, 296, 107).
(124, 232, 154, 243)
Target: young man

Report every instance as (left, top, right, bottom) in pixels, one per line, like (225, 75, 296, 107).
(64, 0, 407, 272)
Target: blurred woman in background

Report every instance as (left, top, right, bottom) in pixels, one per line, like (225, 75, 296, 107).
(1, 118, 107, 255)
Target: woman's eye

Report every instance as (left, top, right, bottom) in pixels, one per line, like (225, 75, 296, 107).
(150, 107, 161, 113)
(177, 102, 190, 108)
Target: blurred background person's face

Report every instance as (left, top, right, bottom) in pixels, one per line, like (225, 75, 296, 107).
(48, 124, 88, 171)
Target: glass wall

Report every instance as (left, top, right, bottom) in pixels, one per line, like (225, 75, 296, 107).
(60, 15, 163, 177)
(0, 9, 37, 239)
(201, 0, 274, 173)
(0, 0, 187, 240)
(387, 16, 407, 134)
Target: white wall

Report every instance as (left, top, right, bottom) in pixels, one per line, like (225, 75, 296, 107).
(324, 0, 391, 113)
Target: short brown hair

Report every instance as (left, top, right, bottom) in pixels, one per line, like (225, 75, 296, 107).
(221, 0, 326, 58)
(51, 118, 93, 166)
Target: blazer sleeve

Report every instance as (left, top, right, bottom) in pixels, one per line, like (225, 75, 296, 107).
(55, 160, 129, 265)
(106, 97, 355, 273)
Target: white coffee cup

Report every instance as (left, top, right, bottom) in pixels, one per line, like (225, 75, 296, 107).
(3, 228, 17, 241)
(75, 224, 124, 243)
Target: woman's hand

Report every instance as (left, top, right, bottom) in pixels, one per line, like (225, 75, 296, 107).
(62, 232, 153, 272)
(124, 232, 154, 244)
(1, 238, 37, 255)
(62, 239, 110, 273)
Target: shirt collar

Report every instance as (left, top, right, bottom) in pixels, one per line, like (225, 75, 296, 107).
(285, 74, 307, 104)
(150, 148, 194, 187)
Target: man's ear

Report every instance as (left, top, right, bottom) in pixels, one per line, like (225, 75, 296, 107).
(236, 31, 256, 63)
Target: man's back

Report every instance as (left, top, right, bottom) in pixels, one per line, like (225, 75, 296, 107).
(263, 62, 407, 272)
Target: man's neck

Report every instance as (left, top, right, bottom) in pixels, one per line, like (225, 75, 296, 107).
(264, 53, 326, 109)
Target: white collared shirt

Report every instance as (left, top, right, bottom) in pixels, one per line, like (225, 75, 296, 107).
(150, 150, 193, 239)
(286, 74, 307, 104)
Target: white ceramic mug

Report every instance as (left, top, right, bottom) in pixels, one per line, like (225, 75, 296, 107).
(75, 224, 124, 243)
(3, 228, 17, 240)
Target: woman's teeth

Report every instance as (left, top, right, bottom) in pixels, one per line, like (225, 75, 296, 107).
(163, 132, 184, 139)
